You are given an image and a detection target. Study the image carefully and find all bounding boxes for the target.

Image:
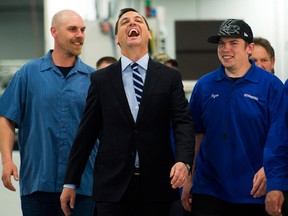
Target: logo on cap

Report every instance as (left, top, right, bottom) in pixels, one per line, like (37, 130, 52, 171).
(219, 19, 240, 36)
(207, 19, 253, 44)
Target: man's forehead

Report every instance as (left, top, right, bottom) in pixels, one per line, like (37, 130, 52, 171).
(120, 11, 142, 20)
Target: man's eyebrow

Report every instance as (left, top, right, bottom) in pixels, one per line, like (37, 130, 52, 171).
(121, 15, 143, 21)
(120, 17, 129, 23)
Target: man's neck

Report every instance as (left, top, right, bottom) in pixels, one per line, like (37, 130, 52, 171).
(225, 61, 251, 78)
(121, 48, 148, 62)
(51, 50, 77, 67)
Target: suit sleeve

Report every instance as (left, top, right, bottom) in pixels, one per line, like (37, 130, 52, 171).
(170, 70, 195, 167)
(64, 74, 102, 187)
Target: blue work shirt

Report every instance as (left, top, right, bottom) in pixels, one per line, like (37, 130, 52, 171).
(0, 50, 97, 196)
(190, 60, 288, 204)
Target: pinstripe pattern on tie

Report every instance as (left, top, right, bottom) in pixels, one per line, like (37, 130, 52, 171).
(131, 63, 143, 105)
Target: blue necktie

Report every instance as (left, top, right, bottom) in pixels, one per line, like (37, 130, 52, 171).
(131, 63, 144, 105)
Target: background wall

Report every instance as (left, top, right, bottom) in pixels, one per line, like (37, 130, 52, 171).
(0, 0, 44, 59)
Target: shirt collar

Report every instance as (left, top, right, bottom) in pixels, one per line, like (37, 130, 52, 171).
(121, 53, 149, 71)
(216, 59, 257, 83)
(41, 50, 90, 75)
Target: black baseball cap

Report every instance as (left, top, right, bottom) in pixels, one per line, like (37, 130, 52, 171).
(208, 19, 253, 44)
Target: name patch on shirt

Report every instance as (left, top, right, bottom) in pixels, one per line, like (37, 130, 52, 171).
(211, 94, 219, 99)
(244, 93, 258, 101)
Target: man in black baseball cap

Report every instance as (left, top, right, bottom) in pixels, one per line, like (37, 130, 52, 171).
(182, 18, 288, 216)
(208, 19, 253, 44)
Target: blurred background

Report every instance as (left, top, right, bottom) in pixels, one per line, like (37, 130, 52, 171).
(0, 0, 288, 215)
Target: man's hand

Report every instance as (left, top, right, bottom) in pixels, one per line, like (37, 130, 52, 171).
(1, 161, 18, 191)
(60, 187, 76, 216)
(170, 162, 189, 189)
(251, 167, 266, 198)
(265, 190, 284, 216)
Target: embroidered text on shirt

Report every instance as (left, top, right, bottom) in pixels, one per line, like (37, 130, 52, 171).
(244, 93, 258, 101)
(211, 94, 219, 99)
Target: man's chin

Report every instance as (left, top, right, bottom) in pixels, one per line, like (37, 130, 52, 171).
(71, 50, 82, 57)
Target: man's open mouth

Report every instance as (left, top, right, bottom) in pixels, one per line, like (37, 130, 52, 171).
(128, 29, 139, 37)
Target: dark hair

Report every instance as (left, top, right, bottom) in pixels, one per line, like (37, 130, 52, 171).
(253, 37, 275, 59)
(96, 56, 117, 69)
(253, 37, 275, 74)
(114, 8, 150, 35)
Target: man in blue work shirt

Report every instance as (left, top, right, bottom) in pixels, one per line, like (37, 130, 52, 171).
(0, 10, 97, 216)
(181, 19, 288, 216)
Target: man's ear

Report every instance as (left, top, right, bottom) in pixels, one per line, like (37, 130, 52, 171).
(148, 30, 152, 40)
(115, 36, 120, 46)
(247, 42, 255, 55)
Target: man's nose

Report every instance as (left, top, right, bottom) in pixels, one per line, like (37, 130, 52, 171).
(75, 29, 84, 37)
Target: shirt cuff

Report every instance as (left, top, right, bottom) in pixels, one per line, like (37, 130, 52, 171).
(63, 184, 76, 189)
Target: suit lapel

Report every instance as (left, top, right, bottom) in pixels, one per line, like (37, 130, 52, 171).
(108, 61, 135, 124)
(136, 58, 161, 123)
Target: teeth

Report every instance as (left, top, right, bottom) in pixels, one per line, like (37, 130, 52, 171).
(73, 42, 82, 45)
(128, 29, 139, 36)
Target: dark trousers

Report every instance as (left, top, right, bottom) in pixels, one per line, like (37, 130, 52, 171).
(283, 191, 288, 216)
(21, 191, 95, 216)
(169, 200, 191, 216)
(95, 175, 172, 216)
(191, 193, 269, 216)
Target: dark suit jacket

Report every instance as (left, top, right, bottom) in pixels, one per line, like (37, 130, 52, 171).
(64, 58, 195, 202)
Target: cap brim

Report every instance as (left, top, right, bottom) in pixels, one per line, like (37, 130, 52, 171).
(207, 35, 221, 43)
(207, 35, 250, 44)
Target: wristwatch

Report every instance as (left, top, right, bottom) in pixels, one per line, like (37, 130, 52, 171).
(185, 163, 191, 174)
